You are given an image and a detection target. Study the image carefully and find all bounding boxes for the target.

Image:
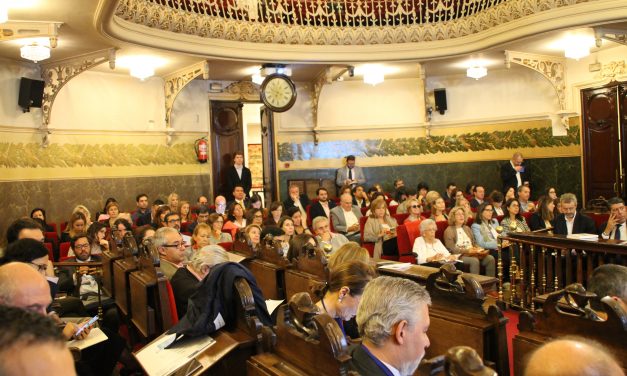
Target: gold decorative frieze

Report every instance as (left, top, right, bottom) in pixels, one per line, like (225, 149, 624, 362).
(164, 60, 210, 129)
(505, 51, 566, 111)
(208, 81, 261, 101)
(600, 60, 626, 79)
(40, 48, 117, 128)
(113, 0, 597, 46)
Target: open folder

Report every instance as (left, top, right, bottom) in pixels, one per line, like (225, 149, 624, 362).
(134, 333, 216, 376)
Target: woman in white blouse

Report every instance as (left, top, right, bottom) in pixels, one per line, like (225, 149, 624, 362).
(443, 206, 495, 276)
(412, 219, 457, 265)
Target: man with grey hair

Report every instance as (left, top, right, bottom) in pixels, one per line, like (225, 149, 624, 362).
(553, 193, 596, 236)
(524, 337, 623, 376)
(350, 276, 432, 376)
(154, 227, 186, 280)
(587, 264, 627, 313)
(330, 193, 363, 242)
(312, 216, 349, 253)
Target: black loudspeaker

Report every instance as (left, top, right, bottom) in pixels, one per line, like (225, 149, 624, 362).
(18, 77, 45, 113)
(434, 88, 447, 115)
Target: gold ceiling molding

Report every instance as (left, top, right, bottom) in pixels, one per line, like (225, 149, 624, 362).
(208, 81, 261, 101)
(97, 0, 627, 61)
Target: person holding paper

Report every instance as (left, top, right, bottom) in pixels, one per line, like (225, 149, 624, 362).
(412, 219, 458, 266)
(444, 206, 495, 276)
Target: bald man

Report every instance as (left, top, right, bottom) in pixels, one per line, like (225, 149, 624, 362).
(0, 305, 76, 376)
(524, 338, 624, 376)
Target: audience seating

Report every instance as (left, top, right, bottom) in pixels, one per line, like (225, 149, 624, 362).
(435, 220, 449, 242)
(45, 231, 59, 243)
(393, 213, 409, 224)
(60, 221, 68, 233)
(59, 242, 71, 259)
(164, 280, 179, 325)
(360, 207, 368, 216)
(44, 242, 54, 261)
(359, 216, 375, 258)
(394, 224, 418, 264)
(48, 222, 58, 234)
(388, 205, 398, 215)
(305, 204, 312, 227)
(218, 242, 233, 251)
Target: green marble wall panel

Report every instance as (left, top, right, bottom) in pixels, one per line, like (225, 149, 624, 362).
(278, 126, 580, 161)
(279, 157, 582, 202)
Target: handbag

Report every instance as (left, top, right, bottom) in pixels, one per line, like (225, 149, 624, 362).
(381, 237, 398, 256)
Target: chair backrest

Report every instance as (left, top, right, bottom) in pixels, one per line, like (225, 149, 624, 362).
(60, 221, 68, 233)
(165, 280, 179, 325)
(218, 242, 233, 251)
(389, 205, 398, 215)
(360, 207, 368, 216)
(359, 216, 369, 243)
(305, 204, 312, 228)
(44, 242, 54, 261)
(435, 221, 448, 242)
(59, 242, 71, 259)
(521, 211, 533, 221)
(394, 213, 410, 224)
(396, 225, 412, 254)
(48, 222, 58, 234)
(44, 231, 59, 242)
(405, 220, 421, 246)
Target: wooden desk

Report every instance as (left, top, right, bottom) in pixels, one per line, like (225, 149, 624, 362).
(193, 329, 257, 375)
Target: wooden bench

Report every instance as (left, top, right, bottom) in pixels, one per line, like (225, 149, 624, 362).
(113, 233, 139, 318)
(284, 244, 328, 301)
(513, 284, 627, 376)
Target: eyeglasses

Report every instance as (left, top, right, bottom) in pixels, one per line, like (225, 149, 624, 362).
(162, 242, 187, 248)
(30, 262, 47, 272)
(74, 243, 90, 250)
(411, 205, 421, 209)
(254, 214, 263, 218)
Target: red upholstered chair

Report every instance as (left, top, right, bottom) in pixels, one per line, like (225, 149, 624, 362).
(590, 213, 609, 229)
(360, 207, 368, 216)
(305, 204, 312, 228)
(218, 242, 233, 251)
(495, 215, 504, 224)
(59, 242, 71, 259)
(388, 205, 398, 215)
(394, 213, 410, 224)
(181, 222, 190, 233)
(521, 211, 533, 222)
(48, 222, 58, 234)
(44, 242, 54, 261)
(395, 225, 417, 264)
(422, 211, 431, 218)
(60, 222, 68, 233)
(359, 216, 375, 258)
(467, 217, 475, 226)
(435, 221, 448, 242)
(165, 280, 179, 325)
(44, 231, 59, 246)
(404, 220, 421, 246)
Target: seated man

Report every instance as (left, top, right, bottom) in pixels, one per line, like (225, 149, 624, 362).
(283, 184, 311, 225)
(600, 197, 626, 240)
(587, 264, 627, 314)
(187, 205, 211, 234)
(524, 337, 623, 376)
(396, 187, 417, 214)
(553, 193, 596, 235)
(131, 193, 151, 225)
(137, 199, 164, 227)
(312, 216, 349, 254)
(351, 276, 431, 376)
(330, 193, 363, 242)
(517, 185, 536, 213)
(214, 195, 227, 216)
(0, 305, 76, 376)
(310, 187, 336, 220)
(5, 217, 45, 244)
(470, 185, 485, 209)
(165, 212, 191, 244)
(155, 227, 186, 280)
(228, 184, 250, 209)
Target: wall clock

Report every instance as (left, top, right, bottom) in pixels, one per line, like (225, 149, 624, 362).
(260, 73, 297, 112)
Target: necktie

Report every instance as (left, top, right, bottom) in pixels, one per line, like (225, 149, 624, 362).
(348, 168, 353, 180)
(615, 224, 622, 240)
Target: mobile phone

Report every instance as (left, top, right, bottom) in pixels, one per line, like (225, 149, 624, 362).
(75, 315, 98, 337)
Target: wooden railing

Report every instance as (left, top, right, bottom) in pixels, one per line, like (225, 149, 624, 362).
(496, 231, 626, 310)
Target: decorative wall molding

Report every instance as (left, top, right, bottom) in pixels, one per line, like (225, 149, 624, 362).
(164, 60, 210, 129)
(208, 81, 261, 101)
(310, 66, 350, 145)
(0, 21, 62, 45)
(600, 60, 626, 79)
(40, 48, 117, 129)
(98, 0, 627, 61)
(0, 124, 208, 137)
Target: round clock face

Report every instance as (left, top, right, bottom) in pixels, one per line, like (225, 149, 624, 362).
(261, 74, 297, 112)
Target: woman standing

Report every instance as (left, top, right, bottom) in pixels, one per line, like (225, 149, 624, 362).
(363, 199, 398, 259)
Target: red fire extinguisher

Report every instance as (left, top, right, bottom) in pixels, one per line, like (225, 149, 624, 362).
(195, 138, 208, 163)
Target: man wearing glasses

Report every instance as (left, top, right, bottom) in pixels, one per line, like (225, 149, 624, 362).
(154, 227, 187, 280)
(164, 212, 191, 245)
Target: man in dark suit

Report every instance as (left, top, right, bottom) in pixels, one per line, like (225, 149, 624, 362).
(470, 185, 485, 209)
(442, 182, 456, 207)
(500, 152, 530, 192)
(283, 184, 311, 222)
(228, 184, 250, 209)
(350, 276, 431, 376)
(225, 151, 252, 201)
(553, 193, 596, 235)
(309, 187, 336, 220)
(599, 197, 626, 240)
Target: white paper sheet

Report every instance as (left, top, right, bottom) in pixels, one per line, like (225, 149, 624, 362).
(135, 334, 216, 376)
(67, 328, 108, 350)
(265, 299, 285, 315)
(378, 262, 412, 271)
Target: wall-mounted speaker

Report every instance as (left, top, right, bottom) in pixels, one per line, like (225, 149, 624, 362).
(18, 77, 45, 113)
(434, 88, 447, 115)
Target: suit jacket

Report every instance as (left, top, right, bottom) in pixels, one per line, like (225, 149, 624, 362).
(225, 165, 252, 200)
(470, 198, 484, 209)
(283, 194, 311, 212)
(170, 266, 201, 317)
(309, 200, 336, 220)
(528, 213, 552, 231)
(228, 198, 250, 210)
(335, 166, 366, 188)
(500, 160, 530, 192)
(348, 344, 391, 376)
(553, 212, 597, 235)
(330, 205, 363, 234)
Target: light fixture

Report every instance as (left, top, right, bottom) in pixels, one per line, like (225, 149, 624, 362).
(251, 73, 264, 85)
(0, 1, 8, 24)
(562, 34, 593, 60)
(20, 43, 50, 63)
(361, 65, 385, 86)
(466, 66, 487, 80)
(130, 65, 155, 81)
(251, 64, 292, 85)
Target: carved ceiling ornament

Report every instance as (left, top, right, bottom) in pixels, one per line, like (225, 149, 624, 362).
(600, 60, 626, 79)
(214, 81, 262, 101)
(40, 48, 117, 129)
(164, 60, 210, 129)
(113, 0, 598, 46)
(505, 50, 566, 111)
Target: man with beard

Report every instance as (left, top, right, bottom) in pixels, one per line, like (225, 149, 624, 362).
(350, 276, 431, 376)
(553, 193, 596, 236)
(309, 187, 336, 220)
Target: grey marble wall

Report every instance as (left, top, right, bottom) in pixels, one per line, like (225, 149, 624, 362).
(0, 174, 210, 247)
(279, 157, 582, 202)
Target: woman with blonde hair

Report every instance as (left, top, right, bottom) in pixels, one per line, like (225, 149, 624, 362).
(404, 198, 424, 224)
(61, 212, 87, 243)
(168, 192, 180, 213)
(327, 242, 370, 271)
(455, 196, 474, 221)
(363, 198, 398, 259)
(72, 205, 92, 229)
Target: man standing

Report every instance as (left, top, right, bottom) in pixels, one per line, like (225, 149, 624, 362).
(330, 193, 363, 242)
(599, 197, 626, 240)
(336, 155, 366, 191)
(225, 151, 252, 201)
(131, 193, 151, 225)
(312, 216, 348, 253)
(470, 185, 485, 209)
(154, 227, 186, 280)
(517, 185, 536, 213)
(501, 152, 530, 192)
(350, 276, 431, 376)
(309, 187, 336, 220)
(553, 193, 596, 235)
(284, 184, 311, 224)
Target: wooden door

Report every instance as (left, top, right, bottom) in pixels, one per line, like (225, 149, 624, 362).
(211, 101, 244, 199)
(581, 82, 626, 202)
(260, 107, 278, 204)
